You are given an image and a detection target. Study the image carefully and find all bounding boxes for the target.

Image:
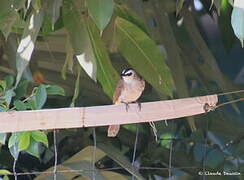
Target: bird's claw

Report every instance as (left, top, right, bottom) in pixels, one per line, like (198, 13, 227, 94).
(136, 101, 141, 111)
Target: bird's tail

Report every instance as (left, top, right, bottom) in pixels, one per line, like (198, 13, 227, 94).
(107, 101, 120, 137)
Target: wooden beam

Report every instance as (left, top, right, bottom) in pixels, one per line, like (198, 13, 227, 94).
(0, 95, 218, 133)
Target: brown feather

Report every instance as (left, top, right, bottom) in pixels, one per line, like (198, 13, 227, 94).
(113, 79, 124, 104)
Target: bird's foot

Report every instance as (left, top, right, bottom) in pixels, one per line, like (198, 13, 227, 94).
(136, 101, 141, 111)
(125, 103, 129, 112)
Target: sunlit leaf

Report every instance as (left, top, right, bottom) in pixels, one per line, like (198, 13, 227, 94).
(18, 131, 31, 151)
(86, 0, 114, 31)
(0, 169, 11, 175)
(0, 133, 7, 145)
(9, 143, 19, 159)
(115, 17, 174, 97)
(46, 0, 62, 29)
(3, 175, 9, 180)
(35, 85, 47, 109)
(160, 133, 174, 149)
(63, 0, 97, 81)
(86, 18, 119, 98)
(15, 10, 44, 87)
(231, 0, 244, 47)
(8, 133, 20, 148)
(31, 131, 48, 147)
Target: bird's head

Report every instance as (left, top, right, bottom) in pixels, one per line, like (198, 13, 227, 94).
(121, 68, 137, 82)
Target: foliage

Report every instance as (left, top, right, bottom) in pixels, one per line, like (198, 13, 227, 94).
(0, 0, 243, 179)
(0, 76, 64, 160)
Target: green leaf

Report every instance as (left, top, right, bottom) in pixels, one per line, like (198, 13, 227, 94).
(0, 80, 7, 92)
(9, 143, 19, 160)
(0, 0, 19, 39)
(0, 133, 7, 145)
(160, 133, 173, 149)
(15, 10, 44, 87)
(0, 10, 19, 40)
(62, 34, 74, 80)
(3, 175, 9, 180)
(63, 0, 97, 81)
(8, 133, 21, 148)
(26, 138, 40, 158)
(115, 17, 174, 97)
(32, 0, 42, 11)
(231, 0, 244, 47)
(35, 85, 47, 109)
(218, 0, 235, 51)
(3, 90, 15, 106)
(4, 75, 14, 89)
(62, 0, 83, 54)
(115, 4, 148, 35)
(31, 130, 48, 147)
(13, 100, 27, 111)
(45, 0, 62, 29)
(46, 85, 65, 96)
(0, 106, 8, 112)
(18, 131, 31, 151)
(14, 79, 28, 99)
(86, 0, 114, 31)
(176, 0, 185, 16)
(27, 98, 38, 110)
(12, 0, 27, 10)
(86, 18, 119, 98)
(0, 169, 11, 175)
(70, 66, 81, 107)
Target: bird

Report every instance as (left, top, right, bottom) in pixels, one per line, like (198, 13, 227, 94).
(107, 68, 145, 137)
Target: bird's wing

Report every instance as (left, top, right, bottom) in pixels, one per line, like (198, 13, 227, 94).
(113, 79, 123, 104)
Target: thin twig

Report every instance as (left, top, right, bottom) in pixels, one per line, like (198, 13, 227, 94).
(13, 158, 17, 180)
(202, 119, 209, 180)
(216, 98, 244, 109)
(92, 128, 97, 180)
(3, 166, 199, 177)
(217, 89, 244, 96)
(132, 125, 139, 180)
(168, 138, 173, 178)
(53, 130, 58, 180)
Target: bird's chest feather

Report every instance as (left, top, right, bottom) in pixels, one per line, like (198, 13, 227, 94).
(118, 80, 144, 103)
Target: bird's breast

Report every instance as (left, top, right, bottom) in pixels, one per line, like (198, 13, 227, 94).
(118, 80, 145, 103)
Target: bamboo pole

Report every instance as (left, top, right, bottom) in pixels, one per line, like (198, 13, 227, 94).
(0, 95, 218, 133)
